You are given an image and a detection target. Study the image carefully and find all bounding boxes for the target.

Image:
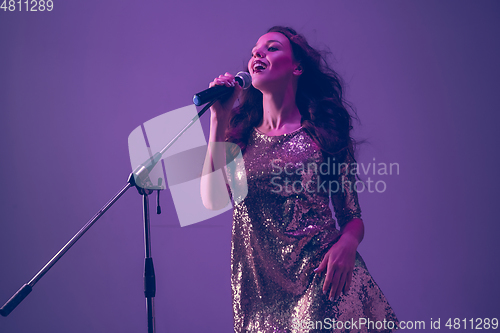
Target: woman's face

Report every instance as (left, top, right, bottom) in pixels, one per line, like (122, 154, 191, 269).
(248, 32, 299, 91)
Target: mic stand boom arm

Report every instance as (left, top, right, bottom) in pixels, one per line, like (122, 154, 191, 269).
(0, 100, 216, 333)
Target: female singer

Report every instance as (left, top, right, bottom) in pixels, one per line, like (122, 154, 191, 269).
(201, 26, 398, 332)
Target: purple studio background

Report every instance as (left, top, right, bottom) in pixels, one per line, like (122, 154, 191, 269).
(1, 1, 499, 332)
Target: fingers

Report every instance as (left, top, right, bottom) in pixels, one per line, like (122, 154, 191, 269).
(314, 256, 327, 274)
(328, 270, 341, 301)
(322, 259, 333, 295)
(208, 72, 242, 118)
(332, 272, 346, 301)
(318, 258, 353, 302)
(344, 269, 353, 295)
(209, 72, 237, 88)
(315, 255, 333, 296)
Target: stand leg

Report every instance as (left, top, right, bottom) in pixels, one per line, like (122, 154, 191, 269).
(147, 297, 155, 333)
(142, 193, 156, 333)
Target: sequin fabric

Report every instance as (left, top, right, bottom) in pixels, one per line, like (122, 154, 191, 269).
(226, 127, 398, 332)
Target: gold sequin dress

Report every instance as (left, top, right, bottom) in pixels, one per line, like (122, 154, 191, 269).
(226, 126, 398, 332)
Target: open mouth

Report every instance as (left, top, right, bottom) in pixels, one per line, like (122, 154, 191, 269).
(252, 60, 267, 73)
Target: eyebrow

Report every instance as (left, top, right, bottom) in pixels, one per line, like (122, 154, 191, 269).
(252, 40, 283, 49)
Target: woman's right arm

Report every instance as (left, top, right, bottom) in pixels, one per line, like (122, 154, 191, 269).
(200, 73, 242, 210)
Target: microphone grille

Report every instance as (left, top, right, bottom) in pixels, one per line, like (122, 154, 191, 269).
(235, 71, 252, 89)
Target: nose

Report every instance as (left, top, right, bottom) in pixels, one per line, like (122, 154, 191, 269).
(253, 47, 265, 58)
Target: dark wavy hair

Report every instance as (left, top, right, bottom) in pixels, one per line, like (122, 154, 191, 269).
(226, 26, 359, 166)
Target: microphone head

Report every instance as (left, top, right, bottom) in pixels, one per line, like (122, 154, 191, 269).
(235, 71, 252, 89)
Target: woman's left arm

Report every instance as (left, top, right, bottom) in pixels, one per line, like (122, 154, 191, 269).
(314, 217, 364, 301)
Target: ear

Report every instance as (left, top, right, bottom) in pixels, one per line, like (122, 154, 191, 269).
(293, 64, 303, 76)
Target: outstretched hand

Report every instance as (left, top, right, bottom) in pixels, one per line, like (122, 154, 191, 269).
(314, 234, 358, 301)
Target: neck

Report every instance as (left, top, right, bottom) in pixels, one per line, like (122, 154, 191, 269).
(260, 82, 301, 130)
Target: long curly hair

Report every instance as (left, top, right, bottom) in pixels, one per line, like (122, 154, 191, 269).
(226, 26, 359, 166)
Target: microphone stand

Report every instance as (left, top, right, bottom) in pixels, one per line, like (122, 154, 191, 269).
(0, 99, 217, 333)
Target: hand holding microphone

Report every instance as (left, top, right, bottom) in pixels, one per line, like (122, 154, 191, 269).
(193, 71, 252, 107)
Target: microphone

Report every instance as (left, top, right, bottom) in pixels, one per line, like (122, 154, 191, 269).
(193, 71, 252, 106)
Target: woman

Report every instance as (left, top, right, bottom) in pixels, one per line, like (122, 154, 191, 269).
(201, 26, 398, 332)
